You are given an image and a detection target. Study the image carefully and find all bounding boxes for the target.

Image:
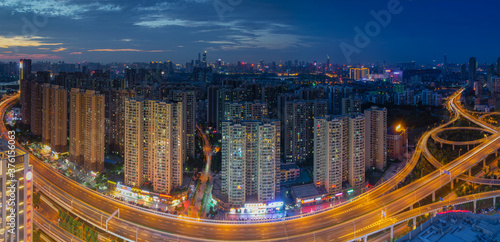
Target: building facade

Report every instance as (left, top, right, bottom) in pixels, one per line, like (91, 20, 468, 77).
(69, 89, 105, 172)
(314, 116, 343, 195)
(364, 106, 387, 171)
(221, 120, 280, 206)
(124, 99, 184, 193)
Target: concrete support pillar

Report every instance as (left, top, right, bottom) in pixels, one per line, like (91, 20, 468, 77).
(452, 144, 455, 150)
(494, 197, 496, 207)
(391, 226, 394, 239)
(483, 159, 486, 168)
(474, 200, 477, 212)
(432, 191, 435, 202)
(469, 169, 471, 176)
(440, 142, 443, 148)
(413, 217, 416, 228)
(451, 180, 454, 189)
(496, 150, 498, 157)
(467, 145, 470, 151)
(364, 236, 367, 242)
(410, 204, 413, 210)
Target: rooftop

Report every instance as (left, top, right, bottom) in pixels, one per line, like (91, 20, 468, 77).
(291, 184, 325, 199)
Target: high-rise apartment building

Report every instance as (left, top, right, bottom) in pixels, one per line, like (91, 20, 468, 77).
(30, 81, 43, 136)
(102, 88, 136, 157)
(221, 120, 280, 206)
(69, 89, 105, 172)
(124, 99, 184, 193)
(364, 106, 387, 170)
(164, 90, 196, 160)
(42, 84, 67, 152)
(314, 116, 343, 195)
(283, 100, 327, 164)
(341, 97, 361, 115)
(223, 101, 268, 121)
(348, 114, 365, 191)
(0, 141, 33, 242)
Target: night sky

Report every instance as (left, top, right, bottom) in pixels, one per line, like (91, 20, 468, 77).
(1, 0, 499, 64)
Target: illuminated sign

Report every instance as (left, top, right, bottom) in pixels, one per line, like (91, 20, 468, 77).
(335, 192, 343, 197)
(26, 171, 33, 181)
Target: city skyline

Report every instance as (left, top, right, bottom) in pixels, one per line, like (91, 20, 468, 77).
(0, 0, 499, 64)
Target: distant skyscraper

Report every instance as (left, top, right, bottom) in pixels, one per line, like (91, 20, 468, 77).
(203, 51, 207, 67)
(497, 57, 500, 76)
(314, 116, 343, 195)
(124, 99, 184, 193)
(348, 114, 365, 191)
(0, 141, 33, 242)
(349, 68, 370, 80)
(19, 59, 31, 90)
(364, 106, 387, 170)
(461, 64, 468, 80)
(20, 59, 33, 125)
(70, 89, 105, 172)
(469, 57, 477, 81)
(221, 120, 279, 206)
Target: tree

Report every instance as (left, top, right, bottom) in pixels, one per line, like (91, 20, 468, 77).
(33, 192, 41, 208)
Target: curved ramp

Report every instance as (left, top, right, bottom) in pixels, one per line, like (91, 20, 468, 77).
(431, 127, 492, 146)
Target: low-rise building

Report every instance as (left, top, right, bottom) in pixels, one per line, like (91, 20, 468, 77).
(280, 163, 300, 183)
(387, 125, 408, 161)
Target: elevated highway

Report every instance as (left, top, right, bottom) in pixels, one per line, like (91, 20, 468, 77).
(3, 88, 499, 241)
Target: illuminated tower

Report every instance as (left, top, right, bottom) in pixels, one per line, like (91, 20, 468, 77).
(203, 51, 207, 67)
(20, 59, 32, 125)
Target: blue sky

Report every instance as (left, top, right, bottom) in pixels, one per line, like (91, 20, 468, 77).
(0, 0, 499, 65)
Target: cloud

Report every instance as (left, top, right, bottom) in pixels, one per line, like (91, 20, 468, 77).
(70, 52, 82, 55)
(0, 53, 62, 60)
(52, 47, 67, 52)
(120, 39, 133, 42)
(197, 40, 237, 45)
(38, 48, 50, 50)
(0, 0, 121, 19)
(135, 17, 233, 28)
(0, 36, 62, 48)
(88, 49, 167, 52)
